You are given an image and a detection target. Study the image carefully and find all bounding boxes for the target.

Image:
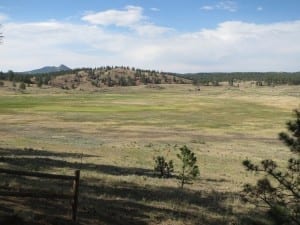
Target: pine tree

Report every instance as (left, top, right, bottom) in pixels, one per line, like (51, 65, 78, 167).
(37, 78, 43, 88)
(243, 109, 300, 225)
(177, 145, 199, 188)
(19, 82, 26, 90)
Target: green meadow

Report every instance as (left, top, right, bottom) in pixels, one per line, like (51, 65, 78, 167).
(0, 84, 298, 224)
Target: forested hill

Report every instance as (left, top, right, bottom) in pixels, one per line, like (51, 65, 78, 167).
(180, 72, 300, 86)
(0, 66, 191, 89)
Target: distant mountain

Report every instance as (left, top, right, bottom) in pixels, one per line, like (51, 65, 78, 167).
(25, 64, 71, 74)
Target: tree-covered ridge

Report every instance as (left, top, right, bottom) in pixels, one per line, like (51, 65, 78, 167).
(181, 72, 300, 86)
(83, 66, 191, 87)
(0, 66, 191, 89)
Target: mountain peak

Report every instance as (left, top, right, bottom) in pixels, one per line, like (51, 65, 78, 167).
(25, 65, 72, 74)
(58, 64, 70, 70)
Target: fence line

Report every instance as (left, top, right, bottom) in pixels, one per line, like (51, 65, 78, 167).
(0, 168, 80, 223)
(0, 168, 75, 180)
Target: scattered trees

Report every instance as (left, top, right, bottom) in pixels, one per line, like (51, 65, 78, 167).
(153, 145, 199, 188)
(243, 109, 300, 225)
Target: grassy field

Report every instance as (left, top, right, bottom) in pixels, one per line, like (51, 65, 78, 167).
(0, 83, 299, 224)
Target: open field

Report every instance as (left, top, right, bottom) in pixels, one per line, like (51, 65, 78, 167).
(0, 83, 299, 224)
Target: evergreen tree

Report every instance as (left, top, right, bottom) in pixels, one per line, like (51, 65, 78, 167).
(19, 82, 26, 90)
(243, 109, 300, 225)
(8, 70, 14, 81)
(177, 145, 199, 188)
(37, 78, 43, 88)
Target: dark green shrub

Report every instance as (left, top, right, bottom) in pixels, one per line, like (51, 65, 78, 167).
(19, 82, 26, 90)
(154, 156, 174, 178)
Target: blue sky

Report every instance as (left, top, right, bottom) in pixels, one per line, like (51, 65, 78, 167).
(0, 0, 300, 72)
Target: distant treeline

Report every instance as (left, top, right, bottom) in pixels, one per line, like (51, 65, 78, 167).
(0, 70, 69, 85)
(180, 72, 300, 86)
(3, 69, 300, 87)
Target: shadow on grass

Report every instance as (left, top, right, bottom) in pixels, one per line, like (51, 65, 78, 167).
(0, 147, 249, 225)
(0, 147, 97, 158)
(0, 197, 72, 225)
(78, 178, 241, 225)
(82, 179, 232, 213)
(0, 147, 154, 177)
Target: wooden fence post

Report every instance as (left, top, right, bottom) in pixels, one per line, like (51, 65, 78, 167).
(0, 168, 80, 222)
(72, 170, 80, 223)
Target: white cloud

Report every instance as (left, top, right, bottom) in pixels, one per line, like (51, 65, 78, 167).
(0, 17, 300, 73)
(201, 1, 237, 12)
(82, 6, 143, 27)
(201, 6, 214, 11)
(81, 6, 171, 36)
(0, 13, 8, 22)
(133, 23, 173, 36)
(217, 1, 238, 12)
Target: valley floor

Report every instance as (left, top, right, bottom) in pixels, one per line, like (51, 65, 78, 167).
(0, 83, 298, 224)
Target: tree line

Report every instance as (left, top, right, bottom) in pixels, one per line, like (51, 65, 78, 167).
(181, 72, 300, 86)
(0, 70, 53, 86)
(3, 68, 300, 88)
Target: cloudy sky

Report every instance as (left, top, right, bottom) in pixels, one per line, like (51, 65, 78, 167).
(0, 0, 299, 73)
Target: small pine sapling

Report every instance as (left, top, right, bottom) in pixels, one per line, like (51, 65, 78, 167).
(177, 145, 199, 188)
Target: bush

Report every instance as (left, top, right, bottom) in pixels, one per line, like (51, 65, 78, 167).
(154, 156, 174, 178)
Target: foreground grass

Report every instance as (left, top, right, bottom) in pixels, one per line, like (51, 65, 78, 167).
(0, 84, 298, 224)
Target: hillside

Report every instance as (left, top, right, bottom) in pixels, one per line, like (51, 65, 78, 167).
(0, 66, 191, 90)
(48, 66, 192, 89)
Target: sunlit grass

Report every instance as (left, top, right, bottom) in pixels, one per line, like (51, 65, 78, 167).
(0, 84, 298, 224)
